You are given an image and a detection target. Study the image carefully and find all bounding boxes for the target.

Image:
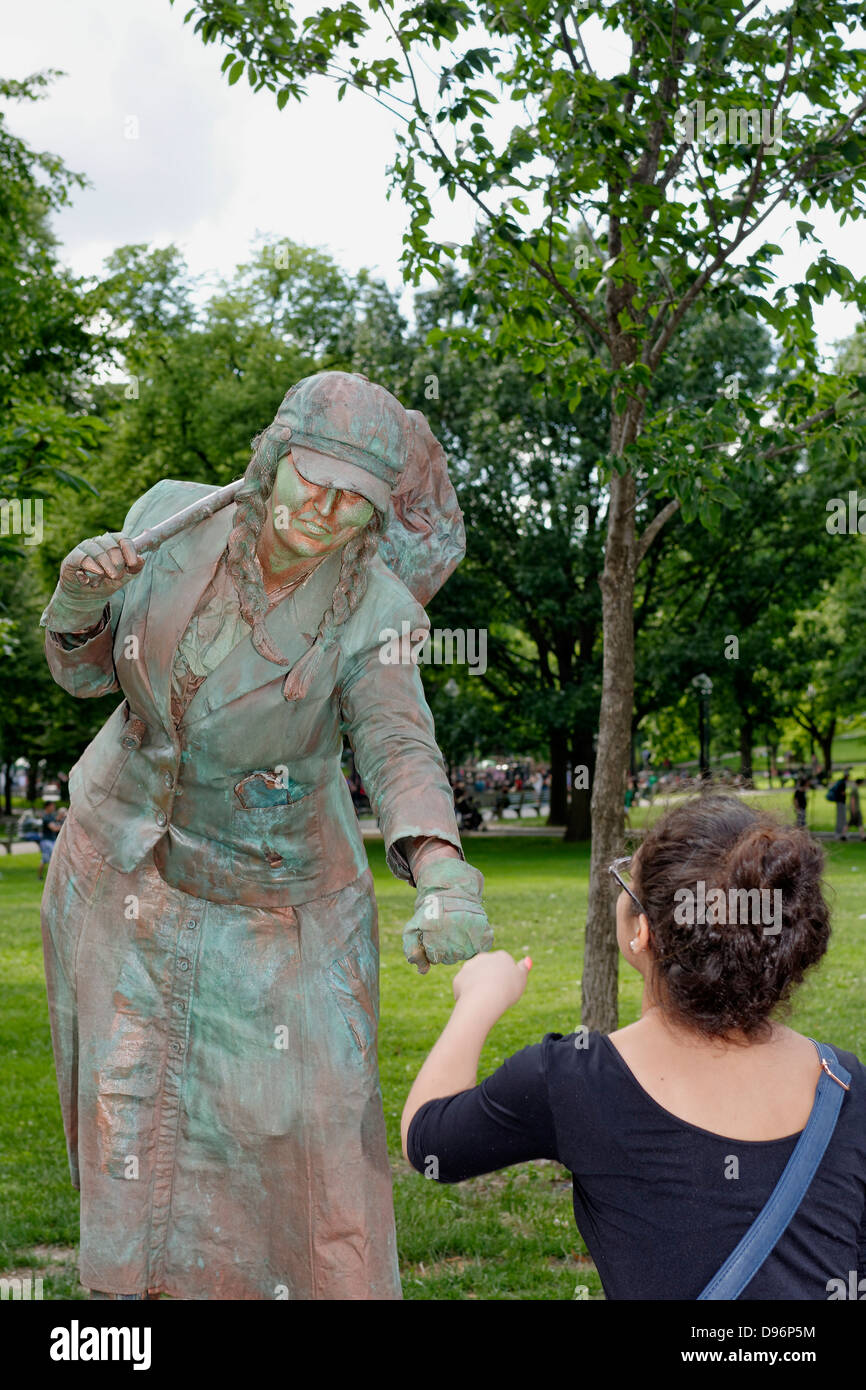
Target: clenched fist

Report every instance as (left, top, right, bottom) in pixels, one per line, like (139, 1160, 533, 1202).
(67, 533, 145, 593)
(40, 532, 145, 635)
(402, 858, 493, 974)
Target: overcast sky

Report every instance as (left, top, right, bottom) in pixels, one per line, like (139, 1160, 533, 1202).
(3, 0, 863, 360)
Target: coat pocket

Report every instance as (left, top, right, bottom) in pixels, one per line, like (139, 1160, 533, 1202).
(94, 1074, 155, 1180)
(230, 774, 321, 877)
(230, 801, 320, 875)
(79, 701, 138, 808)
(233, 769, 313, 808)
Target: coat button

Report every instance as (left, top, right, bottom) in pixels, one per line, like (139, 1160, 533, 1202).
(155, 810, 167, 827)
(164, 771, 174, 788)
(178, 959, 190, 972)
(185, 919, 197, 931)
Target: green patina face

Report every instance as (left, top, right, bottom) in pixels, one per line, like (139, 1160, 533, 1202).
(269, 453, 374, 565)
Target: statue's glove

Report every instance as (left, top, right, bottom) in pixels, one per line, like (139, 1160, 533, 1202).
(402, 859, 493, 974)
(40, 532, 143, 633)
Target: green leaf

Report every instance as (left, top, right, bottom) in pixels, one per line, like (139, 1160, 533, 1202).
(228, 59, 245, 86)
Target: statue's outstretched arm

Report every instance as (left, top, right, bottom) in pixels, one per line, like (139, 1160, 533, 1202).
(339, 629, 492, 972)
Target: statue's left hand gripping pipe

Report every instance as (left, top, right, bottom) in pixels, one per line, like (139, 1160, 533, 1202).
(38, 372, 492, 1300)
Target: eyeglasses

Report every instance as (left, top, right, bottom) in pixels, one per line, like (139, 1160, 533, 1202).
(608, 855, 649, 919)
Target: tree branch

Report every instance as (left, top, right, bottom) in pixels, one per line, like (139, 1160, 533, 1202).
(759, 400, 855, 462)
(380, 6, 612, 349)
(636, 497, 681, 566)
(558, 18, 580, 74)
(569, 14, 594, 76)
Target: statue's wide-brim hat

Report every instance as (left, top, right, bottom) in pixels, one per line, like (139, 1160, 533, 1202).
(270, 371, 410, 514)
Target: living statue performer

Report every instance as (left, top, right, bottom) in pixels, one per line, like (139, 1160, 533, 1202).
(39, 371, 492, 1300)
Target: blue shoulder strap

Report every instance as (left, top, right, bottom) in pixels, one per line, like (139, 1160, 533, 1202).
(698, 1040, 851, 1301)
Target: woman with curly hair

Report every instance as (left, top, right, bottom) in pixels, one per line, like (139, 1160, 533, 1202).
(403, 795, 866, 1299)
(39, 371, 492, 1300)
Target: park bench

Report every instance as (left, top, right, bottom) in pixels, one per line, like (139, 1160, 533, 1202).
(0, 814, 42, 854)
(505, 790, 542, 817)
(476, 789, 543, 819)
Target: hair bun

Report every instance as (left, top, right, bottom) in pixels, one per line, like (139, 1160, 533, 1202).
(726, 824, 819, 895)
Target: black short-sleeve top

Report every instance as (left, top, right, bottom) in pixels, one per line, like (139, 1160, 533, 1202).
(407, 1031, 866, 1300)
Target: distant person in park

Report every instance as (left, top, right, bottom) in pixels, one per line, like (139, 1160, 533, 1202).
(38, 800, 62, 881)
(403, 795, 866, 1299)
(793, 776, 808, 829)
(848, 778, 865, 842)
(453, 784, 484, 833)
(624, 774, 637, 829)
(826, 773, 849, 840)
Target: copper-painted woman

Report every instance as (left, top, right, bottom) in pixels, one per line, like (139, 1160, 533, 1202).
(40, 372, 491, 1300)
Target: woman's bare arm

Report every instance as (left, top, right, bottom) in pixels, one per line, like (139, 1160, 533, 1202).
(400, 951, 531, 1158)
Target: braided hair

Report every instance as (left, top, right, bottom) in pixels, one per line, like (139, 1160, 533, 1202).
(225, 425, 383, 702)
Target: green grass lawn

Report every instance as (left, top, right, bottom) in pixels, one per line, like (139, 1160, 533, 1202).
(2, 833, 865, 1300)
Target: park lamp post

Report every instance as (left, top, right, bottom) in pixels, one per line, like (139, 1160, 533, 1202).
(806, 683, 816, 762)
(691, 673, 713, 782)
(443, 677, 460, 778)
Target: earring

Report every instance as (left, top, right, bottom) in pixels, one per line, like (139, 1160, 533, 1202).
(629, 938, 639, 952)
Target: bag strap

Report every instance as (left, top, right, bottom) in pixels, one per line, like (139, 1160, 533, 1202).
(698, 1040, 851, 1301)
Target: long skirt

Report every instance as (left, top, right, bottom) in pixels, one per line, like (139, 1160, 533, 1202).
(40, 808, 401, 1300)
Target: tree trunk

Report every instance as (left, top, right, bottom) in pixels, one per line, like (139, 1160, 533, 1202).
(739, 718, 753, 785)
(547, 728, 569, 826)
(766, 738, 778, 787)
(564, 726, 595, 842)
(26, 759, 38, 803)
(581, 469, 636, 1033)
(820, 719, 836, 779)
(2, 763, 12, 816)
(697, 695, 710, 778)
